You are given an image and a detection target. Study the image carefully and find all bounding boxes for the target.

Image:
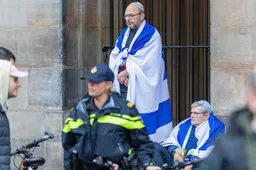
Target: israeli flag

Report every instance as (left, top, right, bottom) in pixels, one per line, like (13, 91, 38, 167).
(109, 20, 172, 142)
(161, 113, 225, 158)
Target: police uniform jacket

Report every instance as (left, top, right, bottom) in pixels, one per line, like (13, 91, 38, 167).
(62, 93, 154, 170)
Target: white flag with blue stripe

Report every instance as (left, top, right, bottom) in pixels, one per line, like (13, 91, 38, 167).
(109, 20, 172, 142)
(161, 113, 225, 158)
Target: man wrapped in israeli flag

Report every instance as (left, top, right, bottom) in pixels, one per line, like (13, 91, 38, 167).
(109, 2, 172, 142)
(160, 100, 226, 164)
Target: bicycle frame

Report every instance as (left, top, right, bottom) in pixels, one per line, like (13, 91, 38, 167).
(11, 131, 54, 170)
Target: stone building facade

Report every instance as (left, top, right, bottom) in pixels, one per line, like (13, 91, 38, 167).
(0, 0, 254, 169)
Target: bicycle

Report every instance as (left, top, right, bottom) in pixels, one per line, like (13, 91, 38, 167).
(10, 131, 54, 170)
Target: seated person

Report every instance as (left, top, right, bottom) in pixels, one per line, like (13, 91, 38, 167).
(62, 64, 161, 170)
(157, 100, 225, 168)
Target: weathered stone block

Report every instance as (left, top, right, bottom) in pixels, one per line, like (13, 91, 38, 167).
(83, 28, 102, 65)
(64, 68, 89, 108)
(101, 1, 111, 28)
(65, 0, 110, 28)
(65, 0, 84, 27)
(64, 26, 105, 68)
(44, 164, 62, 170)
(0, 0, 27, 27)
(63, 0, 110, 68)
(27, 0, 61, 26)
(0, 29, 16, 54)
(211, 0, 256, 27)
(247, 1, 256, 26)
(64, 26, 79, 67)
(28, 69, 63, 109)
(211, 27, 256, 64)
(8, 111, 45, 139)
(84, 1, 99, 27)
(211, 69, 247, 115)
(16, 28, 59, 67)
(211, 1, 247, 27)
(45, 112, 63, 140)
(45, 140, 63, 169)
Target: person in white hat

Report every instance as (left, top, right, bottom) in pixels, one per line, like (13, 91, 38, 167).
(109, 1, 172, 145)
(0, 59, 28, 170)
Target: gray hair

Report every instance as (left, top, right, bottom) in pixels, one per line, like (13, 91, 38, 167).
(191, 100, 213, 114)
(248, 70, 256, 91)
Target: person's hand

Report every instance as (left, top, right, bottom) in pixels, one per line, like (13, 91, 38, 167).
(118, 70, 128, 84)
(173, 152, 184, 163)
(123, 78, 129, 87)
(182, 165, 193, 170)
(146, 165, 161, 170)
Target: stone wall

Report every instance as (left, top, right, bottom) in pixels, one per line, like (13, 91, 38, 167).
(2, 0, 253, 168)
(0, 0, 110, 169)
(211, 0, 256, 125)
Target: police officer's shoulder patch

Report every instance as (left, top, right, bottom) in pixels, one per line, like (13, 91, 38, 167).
(127, 102, 134, 108)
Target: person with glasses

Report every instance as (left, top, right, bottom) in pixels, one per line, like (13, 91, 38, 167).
(62, 64, 161, 170)
(109, 2, 172, 143)
(155, 100, 225, 169)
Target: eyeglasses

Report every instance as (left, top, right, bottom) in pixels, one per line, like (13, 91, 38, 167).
(189, 111, 206, 116)
(124, 13, 142, 19)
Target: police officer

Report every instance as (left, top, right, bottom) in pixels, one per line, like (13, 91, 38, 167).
(62, 64, 161, 170)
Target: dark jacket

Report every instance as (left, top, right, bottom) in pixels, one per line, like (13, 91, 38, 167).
(0, 105, 11, 170)
(199, 107, 256, 170)
(62, 93, 154, 170)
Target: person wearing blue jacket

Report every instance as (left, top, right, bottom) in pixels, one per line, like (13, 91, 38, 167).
(62, 64, 161, 170)
(0, 52, 28, 170)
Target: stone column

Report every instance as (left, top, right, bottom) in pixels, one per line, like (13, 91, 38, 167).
(64, 0, 111, 108)
(211, 0, 256, 124)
